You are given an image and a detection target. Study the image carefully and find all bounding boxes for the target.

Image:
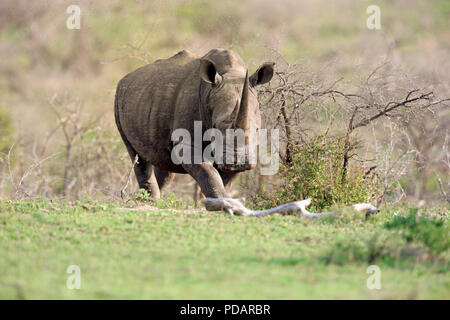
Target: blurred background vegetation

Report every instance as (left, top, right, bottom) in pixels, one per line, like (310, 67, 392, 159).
(0, 0, 448, 205)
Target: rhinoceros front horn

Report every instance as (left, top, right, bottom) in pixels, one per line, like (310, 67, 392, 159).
(235, 70, 250, 130)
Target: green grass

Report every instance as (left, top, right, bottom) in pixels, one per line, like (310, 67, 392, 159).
(0, 200, 448, 299)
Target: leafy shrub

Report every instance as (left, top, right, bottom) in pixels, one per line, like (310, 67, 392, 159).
(255, 135, 380, 210)
(134, 189, 152, 202)
(384, 208, 449, 254)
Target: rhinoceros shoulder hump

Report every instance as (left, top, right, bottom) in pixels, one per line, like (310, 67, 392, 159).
(153, 49, 197, 65)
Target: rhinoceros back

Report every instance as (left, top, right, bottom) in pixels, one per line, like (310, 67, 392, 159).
(115, 50, 200, 166)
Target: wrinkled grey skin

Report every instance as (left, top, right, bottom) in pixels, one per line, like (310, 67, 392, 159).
(115, 48, 274, 198)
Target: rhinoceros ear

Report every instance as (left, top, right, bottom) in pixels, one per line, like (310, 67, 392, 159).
(250, 62, 275, 86)
(199, 59, 222, 85)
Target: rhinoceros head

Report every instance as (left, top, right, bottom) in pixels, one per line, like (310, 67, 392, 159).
(199, 49, 274, 171)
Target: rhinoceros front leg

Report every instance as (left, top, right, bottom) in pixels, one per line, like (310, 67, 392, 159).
(220, 171, 240, 191)
(182, 163, 228, 198)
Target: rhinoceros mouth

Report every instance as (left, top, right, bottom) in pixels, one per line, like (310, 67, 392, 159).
(217, 163, 256, 172)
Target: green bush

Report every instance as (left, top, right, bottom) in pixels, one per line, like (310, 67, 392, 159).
(134, 188, 152, 202)
(256, 135, 379, 210)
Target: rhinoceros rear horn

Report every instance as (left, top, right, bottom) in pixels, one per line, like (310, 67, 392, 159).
(199, 59, 222, 85)
(235, 71, 250, 130)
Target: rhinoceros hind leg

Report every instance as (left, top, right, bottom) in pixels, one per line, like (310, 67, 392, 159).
(116, 113, 160, 198)
(133, 157, 161, 199)
(154, 168, 174, 195)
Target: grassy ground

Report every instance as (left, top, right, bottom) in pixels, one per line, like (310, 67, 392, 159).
(0, 199, 448, 299)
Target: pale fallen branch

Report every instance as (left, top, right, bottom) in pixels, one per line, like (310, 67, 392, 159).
(201, 198, 379, 219)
